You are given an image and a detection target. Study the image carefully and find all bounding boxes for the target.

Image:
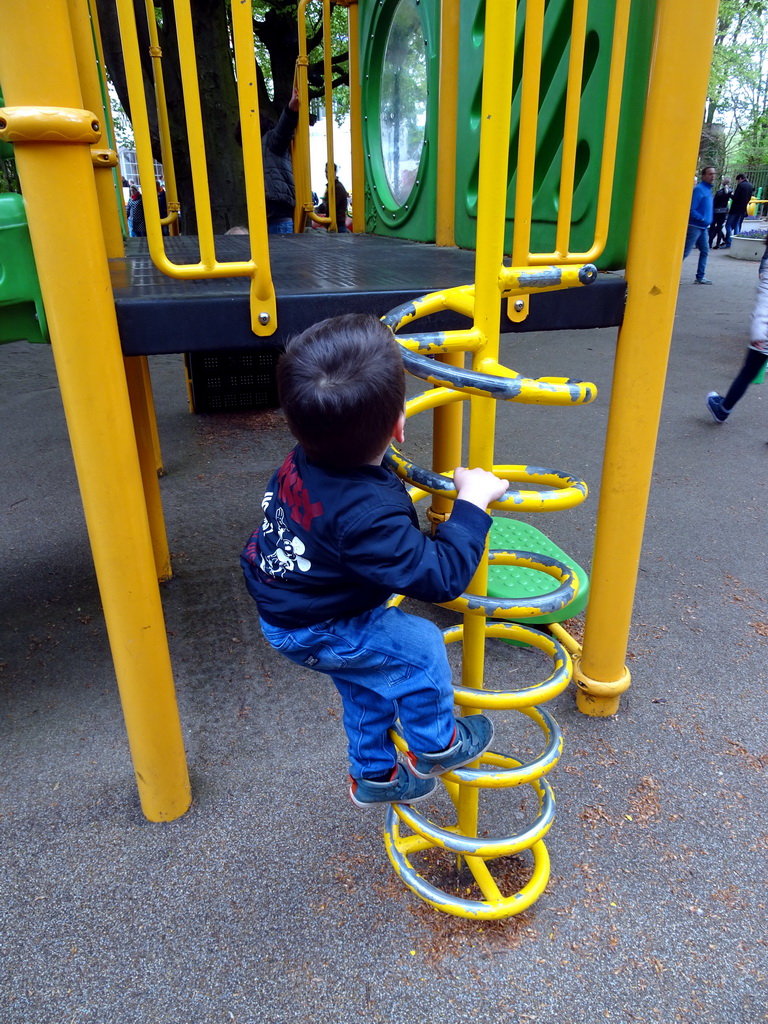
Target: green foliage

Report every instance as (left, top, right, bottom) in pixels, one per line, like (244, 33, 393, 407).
(0, 157, 20, 194)
(706, 0, 768, 167)
(251, 0, 350, 120)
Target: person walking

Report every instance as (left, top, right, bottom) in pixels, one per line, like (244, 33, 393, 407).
(709, 176, 731, 249)
(706, 237, 768, 424)
(723, 173, 753, 247)
(682, 165, 715, 285)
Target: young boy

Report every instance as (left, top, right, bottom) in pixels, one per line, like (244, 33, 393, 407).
(241, 314, 507, 807)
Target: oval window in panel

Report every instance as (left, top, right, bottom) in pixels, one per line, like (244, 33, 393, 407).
(380, 0, 428, 207)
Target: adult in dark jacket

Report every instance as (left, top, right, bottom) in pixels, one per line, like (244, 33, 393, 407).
(709, 177, 731, 249)
(261, 87, 299, 233)
(724, 173, 753, 247)
(126, 185, 146, 238)
(315, 164, 349, 232)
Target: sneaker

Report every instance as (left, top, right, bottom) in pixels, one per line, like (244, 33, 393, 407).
(706, 391, 729, 423)
(348, 763, 436, 807)
(695, 278, 713, 285)
(406, 714, 494, 778)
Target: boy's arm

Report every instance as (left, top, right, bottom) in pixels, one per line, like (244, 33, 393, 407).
(341, 468, 507, 603)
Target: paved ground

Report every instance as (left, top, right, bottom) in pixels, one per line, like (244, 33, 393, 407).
(1, 245, 766, 1024)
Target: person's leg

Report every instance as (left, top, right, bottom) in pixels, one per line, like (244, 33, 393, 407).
(722, 348, 768, 410)
(258, 607, 455, 777)
(331, 678, 399, 779)
(694, 228, 710, 282)
(681, 223, 697, 261)
(724, 213, 736, 247)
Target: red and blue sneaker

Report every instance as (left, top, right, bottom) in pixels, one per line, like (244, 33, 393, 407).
(406, 714, 494, 778)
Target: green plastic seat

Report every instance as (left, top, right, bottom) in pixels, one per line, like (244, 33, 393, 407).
(486, 516, 588, 625)
(0, 192, 49, 345)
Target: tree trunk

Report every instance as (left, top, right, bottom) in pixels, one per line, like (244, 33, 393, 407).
(97, 0, 246, 233)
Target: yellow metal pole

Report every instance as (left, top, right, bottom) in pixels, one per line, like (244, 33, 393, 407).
(67, 0, 124, 258)
(575, 0, 720, 715)
(139, 354, 164, 475)
(347, 0, 364, 234)
(322, 0, 337, 231)
(0, 0, 191, 821)
(295, 0, 313, 232)
(431, 0, 463, 519)
(124, 356, 171, 580)
(457, 0, 518, 842)
(70, 0, 170, 579)
(435, 0, 460, 247)
(144, 0, 180, 234)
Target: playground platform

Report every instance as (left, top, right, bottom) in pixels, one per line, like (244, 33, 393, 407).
(112, 232, 627, 354)
(1, 245, 766, 1023)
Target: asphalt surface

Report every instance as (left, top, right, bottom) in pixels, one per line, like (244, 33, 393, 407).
(1, 245, 766, 1023)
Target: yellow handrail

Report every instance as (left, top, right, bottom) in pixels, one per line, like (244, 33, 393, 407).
(113, 0, 276, 333)
(296, 0, 350, 232)
(143, 0, 179, 235)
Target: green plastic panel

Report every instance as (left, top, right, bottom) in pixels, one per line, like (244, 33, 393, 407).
(0, 192, 49, 345)
(487, 516, 588, 625)
(359, 0, 440, 241)
(454, 0, 657, 268)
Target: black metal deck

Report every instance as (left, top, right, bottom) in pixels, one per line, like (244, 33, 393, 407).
(111, 232, 626, 355)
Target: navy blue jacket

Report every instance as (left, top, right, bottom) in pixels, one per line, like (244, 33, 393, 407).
(241, 446, 492, 628)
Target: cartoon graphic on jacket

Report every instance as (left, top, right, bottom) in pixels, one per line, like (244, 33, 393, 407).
(258, 504, 312, 578)
(241, 445, 493, 629)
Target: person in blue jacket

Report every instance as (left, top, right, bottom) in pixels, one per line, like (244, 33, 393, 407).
(682, 165, 715, 285)
(241, 314, 506, 807)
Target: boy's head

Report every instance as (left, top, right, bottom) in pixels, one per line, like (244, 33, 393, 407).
(277, 314, 406, 468)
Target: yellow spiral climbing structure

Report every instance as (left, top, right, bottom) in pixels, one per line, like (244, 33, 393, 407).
(369, 0, 634, 917)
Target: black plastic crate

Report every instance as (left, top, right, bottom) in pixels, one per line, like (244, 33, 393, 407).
(186, 349, 281, 413)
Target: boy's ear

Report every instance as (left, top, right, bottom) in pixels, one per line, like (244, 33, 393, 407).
(393, 411, 406, 445)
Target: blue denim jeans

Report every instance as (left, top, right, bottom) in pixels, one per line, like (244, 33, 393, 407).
(259, 605, 456, 779)
(267, 218, 294, 234)
(682, 224, 709, 281)
(724, 211, 745, 246)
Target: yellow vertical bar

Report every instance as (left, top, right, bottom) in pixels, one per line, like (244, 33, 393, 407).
(144, 0, 180, 233)
(323, 0, 337, 231)
(554, 0, 588, 259)
(575, 0, 721, 716)
(67, 0, 124, 258)
(588, 0, 631, 260)
(294, 0, 313, 231)
(432, 1, 463, 514)
(138, 354, 164, 474)
(72, 0, 169, 573)
(124, 355, 171, 581)
(457, 0, 518, 843)
(231, 0, 278, 329)
(510, 0, 544, 270)
(348, 0, 365, 234)
(429, 352, 464, 524)
(0, 0, 191, 820)
(115, 0, 214, 265)
(435, 0, 460, 247)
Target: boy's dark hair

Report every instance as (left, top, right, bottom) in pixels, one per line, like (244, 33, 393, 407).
(277, 314, 406, 468)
